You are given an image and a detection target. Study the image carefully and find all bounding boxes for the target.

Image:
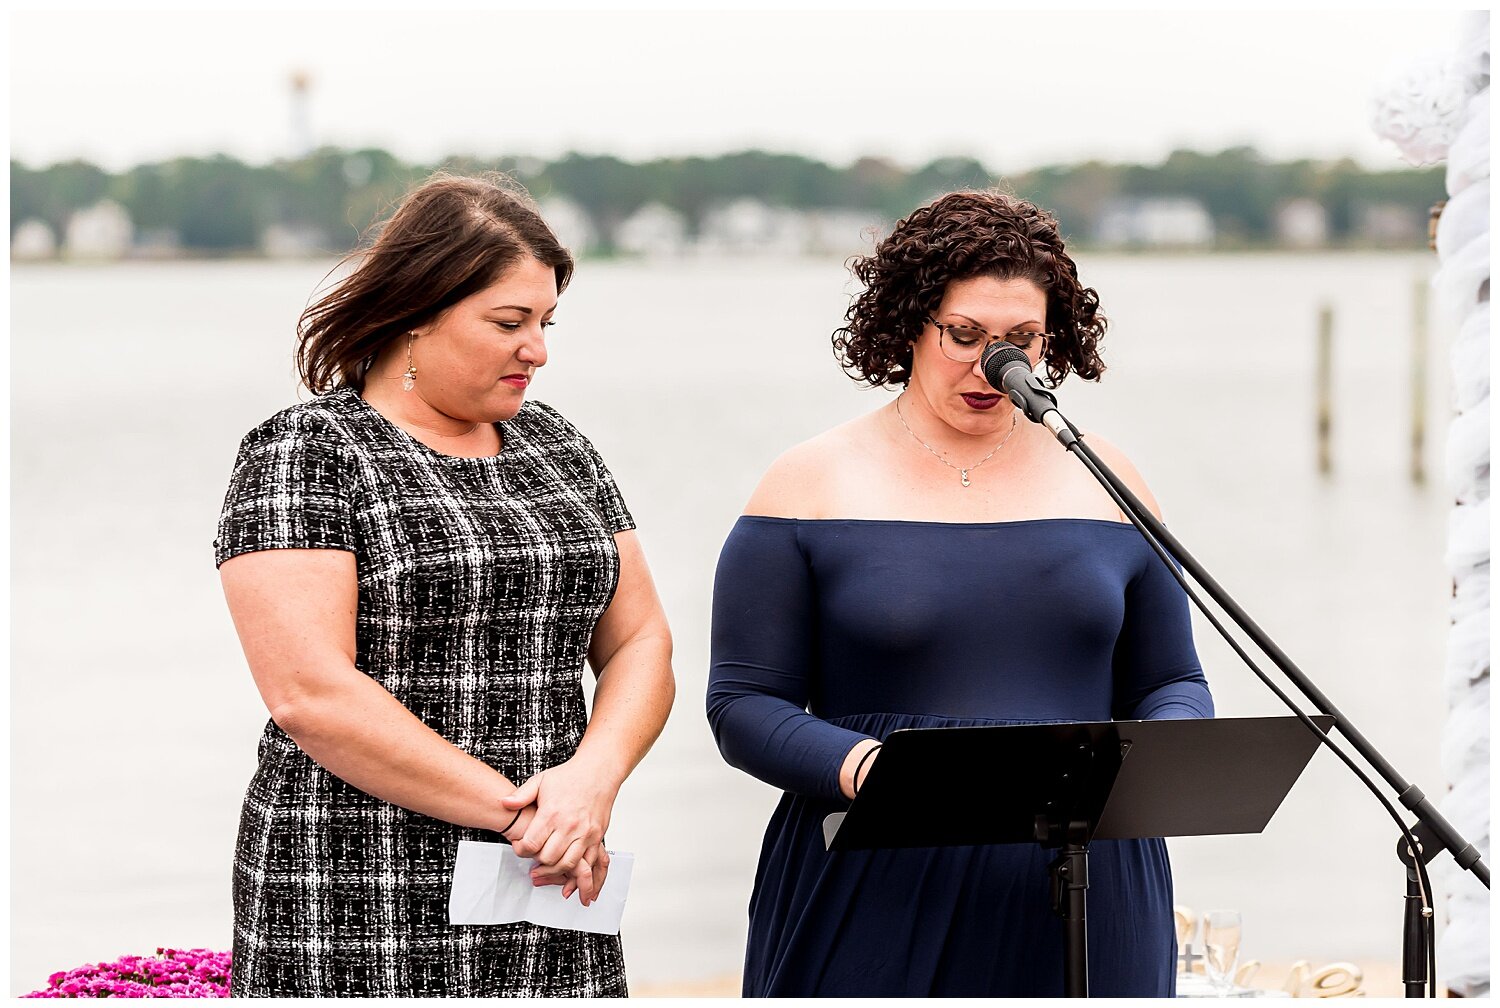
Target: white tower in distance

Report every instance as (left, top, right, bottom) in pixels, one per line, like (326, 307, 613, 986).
(290, 70, 313, 159)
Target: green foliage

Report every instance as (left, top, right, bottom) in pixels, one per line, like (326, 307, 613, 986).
(265, 147, 418, 250)
(109, 164, 175, 232)
(164, 156, 267, 251)
(10, 146, 1445, 254)
(539, 153, 657, 252)
(1015, 160, 1122, 241)
(907, 157, 997, 211)
(1005, 149, 1444, 247)
(11, 159, 110, 235)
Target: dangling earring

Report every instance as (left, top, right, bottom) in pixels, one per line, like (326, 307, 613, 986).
(402, 333, 417, 392)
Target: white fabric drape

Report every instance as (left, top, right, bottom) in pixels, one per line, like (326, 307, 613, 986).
(1374, 11, 1489, 997)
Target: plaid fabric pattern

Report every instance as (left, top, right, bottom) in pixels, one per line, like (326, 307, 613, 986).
(215, 387, 634, 997)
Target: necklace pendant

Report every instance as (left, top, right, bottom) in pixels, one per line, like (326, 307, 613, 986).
(960, 469, 971, 488)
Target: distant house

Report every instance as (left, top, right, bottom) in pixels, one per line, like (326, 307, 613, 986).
(617, 202, 688, 257)
(64, 200, 133, 259)
(802, 210, 882, 257)
(537, 197, 596, 256)
(1095, 198, 1215, 248)
(1356, 203, 1424, 246)
(11, 219, 57, 260)
(694, 200, 877, 257)
(1275, 198, 1329, 248)
(698, 198, 801, 255)
(260, 223, 328, 259)
(132, 227, 183, 259)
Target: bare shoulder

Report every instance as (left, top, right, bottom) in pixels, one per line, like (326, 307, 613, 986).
(1074, 429, 1164, 521)
(743, 413, 878, 519)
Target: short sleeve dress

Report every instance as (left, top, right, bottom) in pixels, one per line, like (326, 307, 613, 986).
(706, 517, 1215, 997)
(214, 386, 634, 998)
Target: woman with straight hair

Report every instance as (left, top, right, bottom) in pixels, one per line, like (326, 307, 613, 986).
(215, 173, 674, 997)
(707, 189, 1212, 996)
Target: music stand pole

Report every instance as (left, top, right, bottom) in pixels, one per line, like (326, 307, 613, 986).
(1036, 737, 1123, 996)
(1048, 820, 1091, 996)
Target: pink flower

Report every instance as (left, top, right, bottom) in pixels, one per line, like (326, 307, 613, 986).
(24, 949, 232, 998)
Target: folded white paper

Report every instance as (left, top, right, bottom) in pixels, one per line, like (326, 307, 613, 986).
(448, 839, 633, 935)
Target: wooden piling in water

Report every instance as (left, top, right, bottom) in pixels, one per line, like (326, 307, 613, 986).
(1316, 304, 1333, 476)
(1410, 276, 1428, 485)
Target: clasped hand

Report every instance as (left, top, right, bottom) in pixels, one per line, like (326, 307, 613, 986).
(500, 759, 618, 907)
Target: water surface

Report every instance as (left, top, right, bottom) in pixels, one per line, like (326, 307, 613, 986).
(11, 252, 1465, 991)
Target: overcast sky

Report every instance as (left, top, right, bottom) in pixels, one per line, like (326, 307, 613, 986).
(9, 8, 1473, 173)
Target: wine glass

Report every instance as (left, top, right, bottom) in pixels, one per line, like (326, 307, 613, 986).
(1173, 906, 1197, 973)
(1202, 910, 1243, 995)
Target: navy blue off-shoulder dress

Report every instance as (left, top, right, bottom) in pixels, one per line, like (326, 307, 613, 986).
(706, 517, 1214, 997)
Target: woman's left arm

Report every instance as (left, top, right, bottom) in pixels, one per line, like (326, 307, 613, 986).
(502, 529, 675, 892)
(1113, 542, 1216, 720)
(1088, 435, 1214, 721)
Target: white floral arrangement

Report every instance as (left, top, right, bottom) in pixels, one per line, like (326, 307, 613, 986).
(1371, 51, 1479, 166)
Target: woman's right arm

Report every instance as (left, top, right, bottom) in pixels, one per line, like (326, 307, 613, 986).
(220, 547, 536, 835)
(216, 413, 539, 840)
(706, 451, 881, 802)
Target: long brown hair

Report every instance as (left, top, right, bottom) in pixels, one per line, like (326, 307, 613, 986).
(296, 172, 574, 393)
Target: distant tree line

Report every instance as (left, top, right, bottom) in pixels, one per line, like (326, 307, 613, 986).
(10, 145, 1443, 254)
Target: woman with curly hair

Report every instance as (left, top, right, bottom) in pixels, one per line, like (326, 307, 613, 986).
(706, 189, 1213, 996)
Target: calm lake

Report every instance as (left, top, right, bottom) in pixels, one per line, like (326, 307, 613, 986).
(10, 251, 1472, 992)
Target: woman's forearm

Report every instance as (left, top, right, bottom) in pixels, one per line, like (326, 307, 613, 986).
(837, 738, 883, 800)
(572, 630, 675, 785)
(271, 662, 520, 832)
(502, 629, 672, 883)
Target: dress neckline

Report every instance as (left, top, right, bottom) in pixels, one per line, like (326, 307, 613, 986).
(737, 515, 1135, 529)
(340, 386, 508, 463)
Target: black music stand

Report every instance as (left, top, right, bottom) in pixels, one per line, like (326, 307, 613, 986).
(822, 715, 1334, 998)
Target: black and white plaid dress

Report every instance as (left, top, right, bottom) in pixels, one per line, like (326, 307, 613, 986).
(214, 386, 633, 997)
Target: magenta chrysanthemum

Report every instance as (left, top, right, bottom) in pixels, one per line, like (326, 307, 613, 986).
(24, 949, 231, 998)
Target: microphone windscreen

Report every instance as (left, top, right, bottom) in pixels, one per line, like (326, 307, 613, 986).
(980, 342, 1031, 393)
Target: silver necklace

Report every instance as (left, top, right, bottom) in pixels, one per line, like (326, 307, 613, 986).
(402, 418, 482, 438)
(894, 394, 1017, 488)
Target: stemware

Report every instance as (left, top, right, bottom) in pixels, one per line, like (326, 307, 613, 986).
(1173, 906, 1198, 973)
(1202, 910, 1243, 995)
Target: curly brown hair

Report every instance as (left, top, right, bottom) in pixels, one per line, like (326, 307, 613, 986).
(833, 189, 1106, 388)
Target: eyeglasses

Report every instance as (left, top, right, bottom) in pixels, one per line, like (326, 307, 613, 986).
(928, 317, 1051, 364)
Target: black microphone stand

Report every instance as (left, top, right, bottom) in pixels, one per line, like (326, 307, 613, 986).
(1398, 823, 1442, 997)
(992, 362, 1490, 998)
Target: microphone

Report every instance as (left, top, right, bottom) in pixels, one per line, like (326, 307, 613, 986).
(980, 343, 1075, 445)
